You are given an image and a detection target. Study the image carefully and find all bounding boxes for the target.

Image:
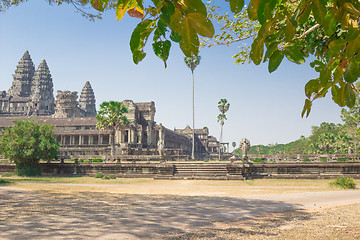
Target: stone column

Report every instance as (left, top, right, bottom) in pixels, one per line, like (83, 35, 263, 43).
(99, 135, 103, 145)
(147, 125, 152, 146)
(131, 128, 135, 144)
(60, 135, 64, 145)
(79, 135, 83, 145)
(138, 132, 142, 144)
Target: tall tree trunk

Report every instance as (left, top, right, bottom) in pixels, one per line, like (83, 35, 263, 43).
(219, 124, 223, 160)
(192, 69, 195, 160)
(110, 129, 115, 156)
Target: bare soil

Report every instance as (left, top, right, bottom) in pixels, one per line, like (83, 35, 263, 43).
(1, 179, 360, 239)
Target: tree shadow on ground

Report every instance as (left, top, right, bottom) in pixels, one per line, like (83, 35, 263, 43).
(0, 188, 306, 239)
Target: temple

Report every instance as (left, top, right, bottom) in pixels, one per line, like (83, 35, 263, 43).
(0, 51, 221, 159)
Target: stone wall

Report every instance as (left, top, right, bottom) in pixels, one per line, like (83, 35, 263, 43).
(1, 162, 360, 179)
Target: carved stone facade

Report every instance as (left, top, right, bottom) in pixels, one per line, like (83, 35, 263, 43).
(53, 91, 84, 118)
(0, 51, 96, 118)
(175, 126, 220, 158)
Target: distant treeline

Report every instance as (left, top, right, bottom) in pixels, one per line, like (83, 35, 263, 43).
(234, 121, 360, 156)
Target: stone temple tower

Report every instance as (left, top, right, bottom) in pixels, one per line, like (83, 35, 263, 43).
(7, 51, 35, 97)
(79, 81, 97, 117)
(31, 59, 55, 115)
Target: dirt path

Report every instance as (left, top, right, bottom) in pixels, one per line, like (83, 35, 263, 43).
(1, 185, 360, 239)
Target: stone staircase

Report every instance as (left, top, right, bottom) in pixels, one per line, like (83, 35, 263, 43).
(158, 163, 244, 180)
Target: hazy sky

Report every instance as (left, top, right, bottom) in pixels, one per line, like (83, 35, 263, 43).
(0, 1, 343, 148)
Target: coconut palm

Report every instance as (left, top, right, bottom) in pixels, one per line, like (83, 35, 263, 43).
(217, 99, 230, 159)
(184, 54, 201, 160)
(96, 101, 130, 156)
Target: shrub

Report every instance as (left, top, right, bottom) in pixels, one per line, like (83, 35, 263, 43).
(302, 158, 311, 162)
(330, 177, 357, 189)
(108, 174, 116, 179)
(95, 172, 104, 178)
(104, 175, 110, 180)
(253, 158, 262, 163)
(1, 172, 13, 177)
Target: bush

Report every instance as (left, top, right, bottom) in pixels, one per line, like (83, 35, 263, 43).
(253, 158, 262, 163)
(104, 175, 110, 180)
(0, 119, 59, 176)
(1, 172, 13, 177)
(16, 164, 41, 176)
(108, 174, 116, 179)
(302, 158, 311, 162)
(95, 172, 104, 178)
(330, 177, 357, 189)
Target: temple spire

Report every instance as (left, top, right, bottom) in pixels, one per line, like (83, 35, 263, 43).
(31, 59, 55, 115)
(79, 81, 97, 117)
(7, 50, 35, 97)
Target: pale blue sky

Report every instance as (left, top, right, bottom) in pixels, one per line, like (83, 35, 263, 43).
(0, 0, 343, 147)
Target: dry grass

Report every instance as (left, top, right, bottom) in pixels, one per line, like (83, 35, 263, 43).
(4, 177, 358, 197)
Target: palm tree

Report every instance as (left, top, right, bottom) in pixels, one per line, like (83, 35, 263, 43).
(184, 54, 201, 160)
(96, 101, 130, 156)
(217, 99, 230, 159)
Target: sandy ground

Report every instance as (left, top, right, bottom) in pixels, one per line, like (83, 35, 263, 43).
(1, 180, 360, 239)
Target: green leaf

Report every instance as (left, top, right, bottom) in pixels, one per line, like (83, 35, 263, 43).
(344, 61, 360, 83)
(344, 83, 356, 107)
(305, 79, 321, 98)
(323, 13, 337, 36)
(328, 39, 347, 58)
(130, 19, 155, 52)
(187, 13, 215, 38)
(161, 1, 175, 17)
(248, 0, 261, 21)
(284, 18, 295, 41)
(250, 36, 264, 65)
(331, 85, 343, 106)
(133, 50, 146, 64)
(178, 0, 207, 16)
(268, 50, 284, 73)
(90, 0, 108, 11)
(312, 0, 327, 25)
(284, 45, 305, 64)
(257, 0, 276, 25)
(170, 30, 181, 42)
(301, 99, 312, 118)
(295, 0, 312, 25)
(344, 2, 360, 17)
(264, 42, 278, 61)
(229, 0, 244, 14)
(153, 40, 171, 68)
(170, 8, 199, 57)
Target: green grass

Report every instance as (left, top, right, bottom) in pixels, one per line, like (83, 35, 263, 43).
(0, 178, 11, 184)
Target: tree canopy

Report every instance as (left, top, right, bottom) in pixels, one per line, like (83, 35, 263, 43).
(3, 0, 360, 116)
(0, 119, 59, 176)
(96, 101, 130, 155)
